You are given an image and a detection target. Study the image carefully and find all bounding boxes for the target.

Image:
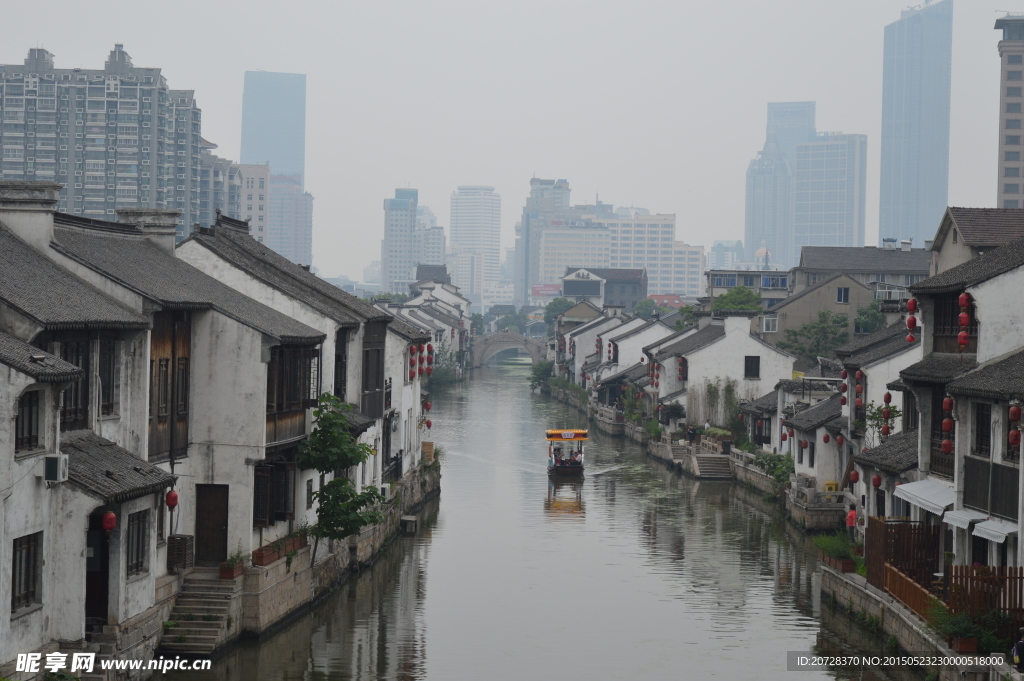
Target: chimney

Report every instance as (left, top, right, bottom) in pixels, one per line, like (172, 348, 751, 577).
(116, 208, 180, 255)
(0, 181, 61, 250)
(882, 238, 897, 250)
(901, 239, 912, 252)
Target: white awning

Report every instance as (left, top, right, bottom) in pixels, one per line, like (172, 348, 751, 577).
(972, 518, 1019, 544)
(893, 479, 955, 516)
(942, 509, 989, 530)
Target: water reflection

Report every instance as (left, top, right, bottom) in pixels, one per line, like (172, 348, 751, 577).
(165, 361, 902, 680)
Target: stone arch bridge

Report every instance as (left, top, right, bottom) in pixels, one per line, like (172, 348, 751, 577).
(470, 332, 547, 368)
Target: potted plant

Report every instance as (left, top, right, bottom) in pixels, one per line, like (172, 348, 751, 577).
(813, 532, 855, 572)
(220, 546, 247, 579)
(252, 539, 286, 566)
(944, 614, 978, 652)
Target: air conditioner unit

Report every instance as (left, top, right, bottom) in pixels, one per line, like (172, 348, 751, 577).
(35, 454, 68, 483)
(379, 483, 392, 502)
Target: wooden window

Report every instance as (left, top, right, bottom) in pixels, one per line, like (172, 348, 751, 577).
(11, 532, 41, 612)
(974, 403, 992, 458)
(59, 339, 90, 431)
(903, 392, 919, 431)
(932, 293, 978, 353)
(306, 478, 314, 509)
(334, 330, 349, 400)
(157, 358, 169, 417)
(875, 488, 886, 517)
(155, 494, 165, 542)
(175, 358, 189, 414)
(361, 322, 387, 418)
(273, 463, 295, 521)
(99, 339, 116, 416)
(253, 467, 271, 527)
(992, 463, 1020, 520)
(930, 389, 954, 479)
(964, 456, 990, 512)
(808, 441, 815, 468)
(267, 346, 318, 414)
(15, 391, 40, 452)
(384, 378, 392, 410)
(126, 510, 147, 576)
(744, 356, 760, 379)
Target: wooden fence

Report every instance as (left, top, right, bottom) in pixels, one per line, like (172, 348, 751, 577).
(885, 563, 938, 621)
(866, 516, 939, 590)
(946, 565, 1024, 640)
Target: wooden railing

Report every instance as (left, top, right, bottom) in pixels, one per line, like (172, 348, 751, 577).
(885, 563, 939, 621)
(946, 565, 1024, 640)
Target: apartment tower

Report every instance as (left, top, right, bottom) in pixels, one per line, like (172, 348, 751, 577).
(450, 186, 501, 292)
(996, 14, 1024, 209)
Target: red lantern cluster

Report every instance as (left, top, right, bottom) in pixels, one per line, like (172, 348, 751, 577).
(1011, 404, 1022, 453)
(958, 293, 971, 351)
(906, 300, 917, 342)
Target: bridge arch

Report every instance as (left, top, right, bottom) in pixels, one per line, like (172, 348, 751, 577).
(471, 332, 546, 368)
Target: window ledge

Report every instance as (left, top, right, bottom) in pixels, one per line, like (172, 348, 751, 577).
(127, 571, 150, 586)
(98, 413, 120, 422)
(11, 602, 43, 621)
(14, 448, 47, 462)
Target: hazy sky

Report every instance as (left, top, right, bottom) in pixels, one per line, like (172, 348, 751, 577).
(3, 0, 1013, 278)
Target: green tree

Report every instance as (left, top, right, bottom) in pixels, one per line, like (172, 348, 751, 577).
(470, 312, 484, 335)
(544, 297, 574, 326)
(776, 310, 850, 362)
(495, 311, 528, 334)
(361, 292, 407, 305)
(529, 360, 554, 390)
(855, 298, 887, 335)
(298, 394, 383, 562)
(631, 299, 673, 319)
(712, 286, 762, 311)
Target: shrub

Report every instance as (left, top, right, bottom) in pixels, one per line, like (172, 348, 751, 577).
(813, 531, 852, 560)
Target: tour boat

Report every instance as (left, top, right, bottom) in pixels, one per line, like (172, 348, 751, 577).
(546, 429, 587, 476)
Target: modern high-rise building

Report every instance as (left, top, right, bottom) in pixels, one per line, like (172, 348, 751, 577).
(240, 71, 312, 265)
(879, 0, 953, 245)
(450, 186, 501, 290)
(514, 178, 572, 304)
(745, 132, 793, 265)
(766, 102, 816, 164)
(380, 189, 446, 293)
(995, 14, 1024, 209)
(792, 132, 868, 262)
(0, 46, 203, 238)
(237, 163, 271, 242)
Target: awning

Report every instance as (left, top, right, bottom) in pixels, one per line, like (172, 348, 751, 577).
(942, 509, 989, 530)
(893, 479, 954, 516)
(972, 518, 1019, 544)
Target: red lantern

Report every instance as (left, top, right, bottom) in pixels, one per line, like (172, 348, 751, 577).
(166, 490, 179, 508)
(427, 355, 434, 365)
(409, 345, 417, 355)
(1010, 429, 1022, 447)
(426, 419, 433, 429)
(418, 344, 425, 353)
(823, 433, 830, 443)
(678, 373, 684, 381)
(424, 401, 432, 411)
(855, 398, 863, 408)
(907, 298, 918, 313)
(655, 372, 660, 379)
(427, 366, 433, 375)
(906, 334, 915, 343)
(756, 419, 762, 427)
(840, 369, 848, 379)
(1011, 406, 1022, 422)
(409, 357, 416, 367)
(849, 470, 859, 483)
(678, 357, 684, 366)
(427, 344, 434, 353)
(958, 312, 970, 327)
(881, 424, 891, 436)
(906, 315, 917, 330)
(841, 396, 848, 405)
(409, 370, 416, 380)
(418, 356, 425, 365)
(788, 429, 794, 437)
(801, 440, 808, 449)
(840, 383, 848, 393)
(781, 433, 788, 441)
(958, 331, 969, 347)
(855, 370, 864, 380)
(102, 511, 117, 531)
(959, 292, 971, 308)
(883, 392, 892, 404)
(941, 439, 953, 454)
(942, 397, 954, 412)
(837, 435, 845, 446)
(871, 475, 882, 488)
(941, 419, 953, 434)
(738, 413, 744, 422)
(855, 384, 863, 394)
(654, 381, 659, 388)
(418, 367, 425, 376)
(882, 408, 891, 420)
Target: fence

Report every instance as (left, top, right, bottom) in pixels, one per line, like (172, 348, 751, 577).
(946, 565, 1024, 640)
(885, 563, 938, 621)
(866, 517, 939, 590)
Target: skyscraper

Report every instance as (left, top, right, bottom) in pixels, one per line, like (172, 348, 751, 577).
(995, 14, 1024, 209)
(879, 0, 953, 245)
(0, 46, 203, 238)
(240, 71, 312, 265)
(450, 186, 502, 291)
(380, 189, 446, 293)
(766, 102, 816, 163)
(745, 132, 793, 266)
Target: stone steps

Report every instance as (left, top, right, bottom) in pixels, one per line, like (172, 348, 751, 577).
(695, 456, 733, 479)
(161, 571, 231, 656)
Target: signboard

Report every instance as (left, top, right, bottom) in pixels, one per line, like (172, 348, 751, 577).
(531, 284, 563, 297)
(563, 280, 601, 297)
(792, 371, 805, 380)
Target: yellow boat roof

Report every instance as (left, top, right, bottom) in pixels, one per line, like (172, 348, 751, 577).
(546, 429, 589, 441)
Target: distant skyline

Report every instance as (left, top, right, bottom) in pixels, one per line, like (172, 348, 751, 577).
(1, 1, 1016, 278)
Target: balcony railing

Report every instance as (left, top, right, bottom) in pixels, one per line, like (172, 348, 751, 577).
(929, 439, 954, 479)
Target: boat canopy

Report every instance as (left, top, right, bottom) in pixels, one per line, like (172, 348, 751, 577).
(546, 429, 589, 441)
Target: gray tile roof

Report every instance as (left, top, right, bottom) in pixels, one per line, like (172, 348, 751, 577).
(607, 318, 671, 344)
(741, 390, 778, 414)
(785, 394, 843, 431)
(51, 225, 324, 345)
(383, 313, 431, 342)
(653, 324, 726, 362)
(344, 409, 376, 435)
(854, 428, 919, 475)
(62, 431, 176, 503)
(0, 332, 83, 382)
(191, 225, 390, 324)
(900, 353, 978, 385)
(947, 349, 1024, 400)
(0, 227, 149, 331)
(641, 326, 694, 354)
(911, 234, 1024, 294)
(945, 207, 1024, 246)
(798, 246, 931, 272)
(566, 315, 622, 339)
(600, 361, 648, 385)
(836, 322, 919, 368)
(773, 273, 868, 310)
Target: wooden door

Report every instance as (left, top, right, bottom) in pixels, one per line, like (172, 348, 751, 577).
(85, 513, 109, 622)
(149, 311, 190, 462)
(195, 485, 229, 565)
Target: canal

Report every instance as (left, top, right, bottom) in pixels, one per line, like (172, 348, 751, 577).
(169, 360, 920, 681)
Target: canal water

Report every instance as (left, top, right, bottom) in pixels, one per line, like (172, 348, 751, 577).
(168, 360, 920, 681)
